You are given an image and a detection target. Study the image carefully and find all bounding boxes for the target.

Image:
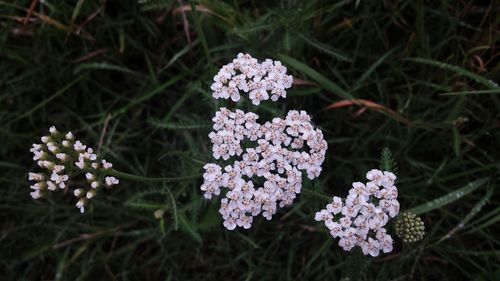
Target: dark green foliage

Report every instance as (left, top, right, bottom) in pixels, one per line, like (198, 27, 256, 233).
(1, 0, 499, 280)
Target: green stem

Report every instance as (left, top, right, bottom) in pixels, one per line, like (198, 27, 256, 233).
(190, 1, 216, 75)
(301, 187, 331, 201)
(106, 169, 199, 182)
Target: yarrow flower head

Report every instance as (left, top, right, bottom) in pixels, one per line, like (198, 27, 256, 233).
(315, 169, 399, 257)
(28, 126, 119, 213)
(203, 53, 326, 230)
(201, 108, 327, 230)
(211, 53, 293, 105)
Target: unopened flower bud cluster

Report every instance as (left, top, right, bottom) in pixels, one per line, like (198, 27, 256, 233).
(315, 169, 400, 256)
(28, 126, 119, 213)
(394, 212, 425, 243)
(211, 53, 293, 105)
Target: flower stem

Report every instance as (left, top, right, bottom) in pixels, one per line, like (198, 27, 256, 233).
(106, 169, 199, 182)
(301, 188, 331, 201)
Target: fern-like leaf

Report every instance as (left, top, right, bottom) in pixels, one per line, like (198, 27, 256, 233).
(379, 147, 398, 174)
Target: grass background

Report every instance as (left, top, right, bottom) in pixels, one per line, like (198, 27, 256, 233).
(1, 0, 499, 280)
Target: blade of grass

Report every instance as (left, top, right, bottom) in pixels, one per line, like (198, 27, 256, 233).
(189, 1, 216, 75)
(73, 62, 145, 77)
(161, 39, 199, 71)
(408, 178, 488, 215)
(148, 119, 211, 130)
(406, 57, 499, 89)
(163, 183, 178, 231)
(297, 33, 352, 62)
(178, 213, 202, 243)
(437, 186, 493, 243)
(278, 54, 353, 100)
(70, 0, 85, 22)
(302, 187, 331, 201)
(467, 207, 500, 233)
(4, 77, 82, 126)
(439, 89, 500, 95)
(111, 72, 187, 118)
(352, 49, 396, 91)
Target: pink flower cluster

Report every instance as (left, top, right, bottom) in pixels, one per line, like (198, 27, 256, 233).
(201, 108, 327, 230)
(211, 53, 293, 105)
(314, 169, 399, 256)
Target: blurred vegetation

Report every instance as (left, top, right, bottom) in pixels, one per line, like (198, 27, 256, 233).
(0, 0, 499, 280)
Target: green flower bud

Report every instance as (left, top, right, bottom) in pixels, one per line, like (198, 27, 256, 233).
(394, 212, 425, 243)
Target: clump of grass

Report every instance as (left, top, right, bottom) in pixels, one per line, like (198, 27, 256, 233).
(1, 0, 499, 280)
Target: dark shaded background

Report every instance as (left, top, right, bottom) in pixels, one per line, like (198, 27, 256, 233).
(1, 1, 499, 280)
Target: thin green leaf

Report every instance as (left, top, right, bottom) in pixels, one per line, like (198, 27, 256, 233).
(408, 178, 488, 215)
(452, 127, 461, 157)
(162, 39, 200, 71)
(439, 89, 500, 95)
(353, 49, 395, 91)
(297, 33, 352, 62)
(112, 72, 187, 117)
(236, 232, 260, 249)
(278, 54, 353, 100)
(125, 201, 164, 210)
(467, 207, 500, 233)
(73, 62, 144, 77)
(163, 183, 178, 231)
(438, 186, 493, 243)
(190, 2, 216, 75)
(406, 57, 499, 89)
(0, 161, 25, 170)
(71, 0, 85, 22)
(54, 248, 70, 281)
(302, 187, 331, 201)
(148, 118, 211, 130)
(4, 77, 82, 126)
(178, 213, 202, 243)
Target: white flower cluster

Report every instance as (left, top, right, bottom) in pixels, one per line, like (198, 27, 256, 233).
(211, 53, 293, 105)
(314, 169, 399, 257)
(201, 108, 327, 230)
(28, 126, 119, 213)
